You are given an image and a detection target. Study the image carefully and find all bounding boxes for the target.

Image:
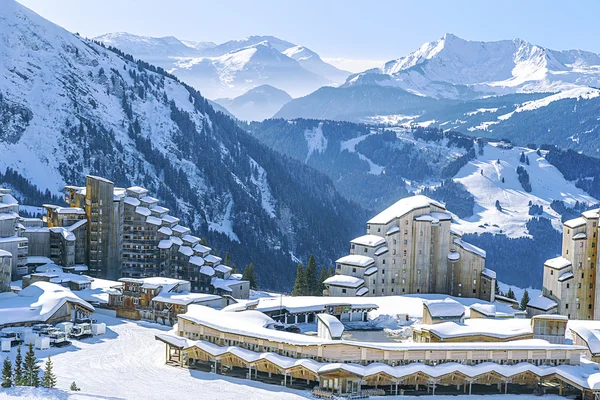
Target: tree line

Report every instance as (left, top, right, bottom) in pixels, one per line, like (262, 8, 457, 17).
(291, 254, 335, 296)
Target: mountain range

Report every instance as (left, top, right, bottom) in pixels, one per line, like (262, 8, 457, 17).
(95, 32, 350, 99)
(214, 84, 292, 122)
(0, 0, 366, 290)
(276, 34, 600, 155)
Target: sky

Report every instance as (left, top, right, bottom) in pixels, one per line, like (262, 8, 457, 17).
(16, 0, 600, 72)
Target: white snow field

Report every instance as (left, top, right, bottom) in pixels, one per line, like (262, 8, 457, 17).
(451, 143, 597, 237)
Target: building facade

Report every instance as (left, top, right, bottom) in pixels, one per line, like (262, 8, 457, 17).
(0, 188, 27, 277)
(324, 196, 495, 301)
(540, 208, 599, 320)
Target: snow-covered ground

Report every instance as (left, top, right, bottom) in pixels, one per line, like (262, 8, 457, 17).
(452, 143, 597, 237)
(0, 312, 310, 400)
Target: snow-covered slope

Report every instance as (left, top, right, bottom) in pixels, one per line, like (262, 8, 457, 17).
(95, 33, 349, 99)
(449, 143, 597, 238)
(0, 0, 365, 290)
(214, 84, 292, 121)
(345, 33, 600, 100)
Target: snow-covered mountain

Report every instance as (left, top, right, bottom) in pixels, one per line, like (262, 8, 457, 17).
(95, 33, 350, 99)
(214, 84, 292, 122)
(346, 33, 600, 99)
(0, 0, 366, 290)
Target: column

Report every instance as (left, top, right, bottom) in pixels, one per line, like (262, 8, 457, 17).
(214, 360, 217, 374)
(295, 315, 298, 324)
(248, 366, 252, 380)
(284, 373, 287, 386)
(432, 381, 436, 395)
(469, 381, 472, 395)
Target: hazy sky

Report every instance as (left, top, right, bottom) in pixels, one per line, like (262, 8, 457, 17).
(17, 0, 600, 71)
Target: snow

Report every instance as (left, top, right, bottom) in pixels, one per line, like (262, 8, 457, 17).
(453, 238, 486, 258)
(545, 256, 572, 270)
(350, 234, 386, 247)
(423, 298, 465, 318)
(339, 133, 384, 175)
(303, 122, 327, 162)
(0, 312, 313, 400)
(527, 296, 558, 311)
(565, 217, 587, 228)
(368, 195, 444, 225)
(317, 313, 345, 338)
(447, 251, 460, 261)
(248, 157, 276, 218)
(0, 282, 94, 326)
(208, 197, 240, 242)
(152, 292, 221, 306)
(558, 271, 574, 282)
(364, 266, 378, 276)
(335, 254, 375, 267)
(124, 196, 141, 207)
(416, 318, 531, 340)
(135, 206, 151, 217)
(451, 142, 598, 238)
(146, 216, 162, 226)
(323, 275, 364, 288)
(482, 268, 497, 279)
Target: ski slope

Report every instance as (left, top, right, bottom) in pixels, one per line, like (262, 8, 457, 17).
(451, 143, 597, 237)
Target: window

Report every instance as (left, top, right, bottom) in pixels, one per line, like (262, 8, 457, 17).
(393, 249, 396, 255)
(382, 269, 385, 274)
(342, 289, 346, 294)
(352, 268, 356, 273)
(391, 278, 395, 284)
(550, 270, 553, 275)
(580, 242, 584, 248)
(577, 304, 581, 309)
(378, 228, 381, 232)
(393, 259, 396, 264)
(567, 283, 570, 289)
(405, 219, 408, 225)
(473, 289, 476, 294)
(382, 260, 386, 264)
(420, 231, 423, 236)
(351, 244, 355, 249)
(404, 250, 407, 256)
(364, 248, 368, 253)
(382, 279, 385, 284)
(372, 279, 375, 284)
(404, 240, 407, 245)
(403, 259, 407, 265)
(566, 303, 569, 309)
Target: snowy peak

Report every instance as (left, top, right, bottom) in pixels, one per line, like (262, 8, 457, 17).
(349, 33, 600, 99)
(94, 32, 347, 98)
(214, 85, 292, 121)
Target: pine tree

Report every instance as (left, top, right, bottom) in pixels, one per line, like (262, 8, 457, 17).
(327, 266, 334, 278)
(520, 152, 525, 163)
(14, 346, 22, 386)
(1, 357, 12, 388)
(241, 263, 257, 290)
(200, 238, 208, 246)
(507, 288, 516, 300)
(495, 200, 502, 211)
(230, 263, 238, 274)
(23, 343, 40, 387)
(291, 263, 307, 296)
(494, 280, 500, 295)
(520, 290, 530, 311)
(224, 252, 231, 266)
(42, 356, 56, 389)
(305, 255, 318, 296)
(70, 381, 80, 391)
(526, 156, 530, 165)
(318, 267, 328, 296)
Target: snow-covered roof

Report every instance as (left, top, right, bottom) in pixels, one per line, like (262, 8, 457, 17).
(573, 232, 587, 240)
(453, 238, 486, 258)
(178, 246, 193, 257)
(470, 303, 496, 317)
(374, 246, 388, 256)
(323, 275, 364, 288)
(162, 215, 180, 224)
(0, 282, 94, 327)
(364, 266, 378, 276)
(424, 298, 465, 318)
(0, 250, 11, 258)
(124, 196, 141, 207)
(558, 272, 574, 282)
(172, 225, 190, 235)
(527, 296, 558, 311)
(150, 205, 169, 215)
(25, 256, 53, 265)
(50, 206, 85, 215)
(146, 216, 162, 226)
(135, 206, 151, 217)
(564, 217, 586, 228)
(170, 236, 183, 246)
(351, 234, 386, 247)
(158, 227, 172, 236)
(200, 266, 215, 276)
(416, 318, 531, 340)
(119, 277, 185, 293)
(126, 186, 148, 195)
(193, 244, 211, 254)
(204, 254, 222, 264)
(49, 227, 75, 241)
(386, 226, 400, 235)
(356, 287, 369, 296)
(189, 256, 204, 267)
(252, 297, 378, 314)
(317, 313, 344, 338)
(66, 219, 87, 231)
(570, 325, 600, 355)
(158, 239, 172, 250)
(368, 195, 445, 225)
(140, 196, 159, 204)
(215, 265, 232, 274)
(482, 268, 496, 279)
(335, 255, 375, 267)
(415, 212, 452, 223)
(544, 256, 572, 270)
(182, 234, 200, 245)
(152, 292, 221, 306)
(211, 277, 244, 292)
(582, 208, 600, 219)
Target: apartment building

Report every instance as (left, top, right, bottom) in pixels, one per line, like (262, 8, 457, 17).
(540, 208, 600, 320)
(324, 195, 495, 301)
(0, 189, 27, 277)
